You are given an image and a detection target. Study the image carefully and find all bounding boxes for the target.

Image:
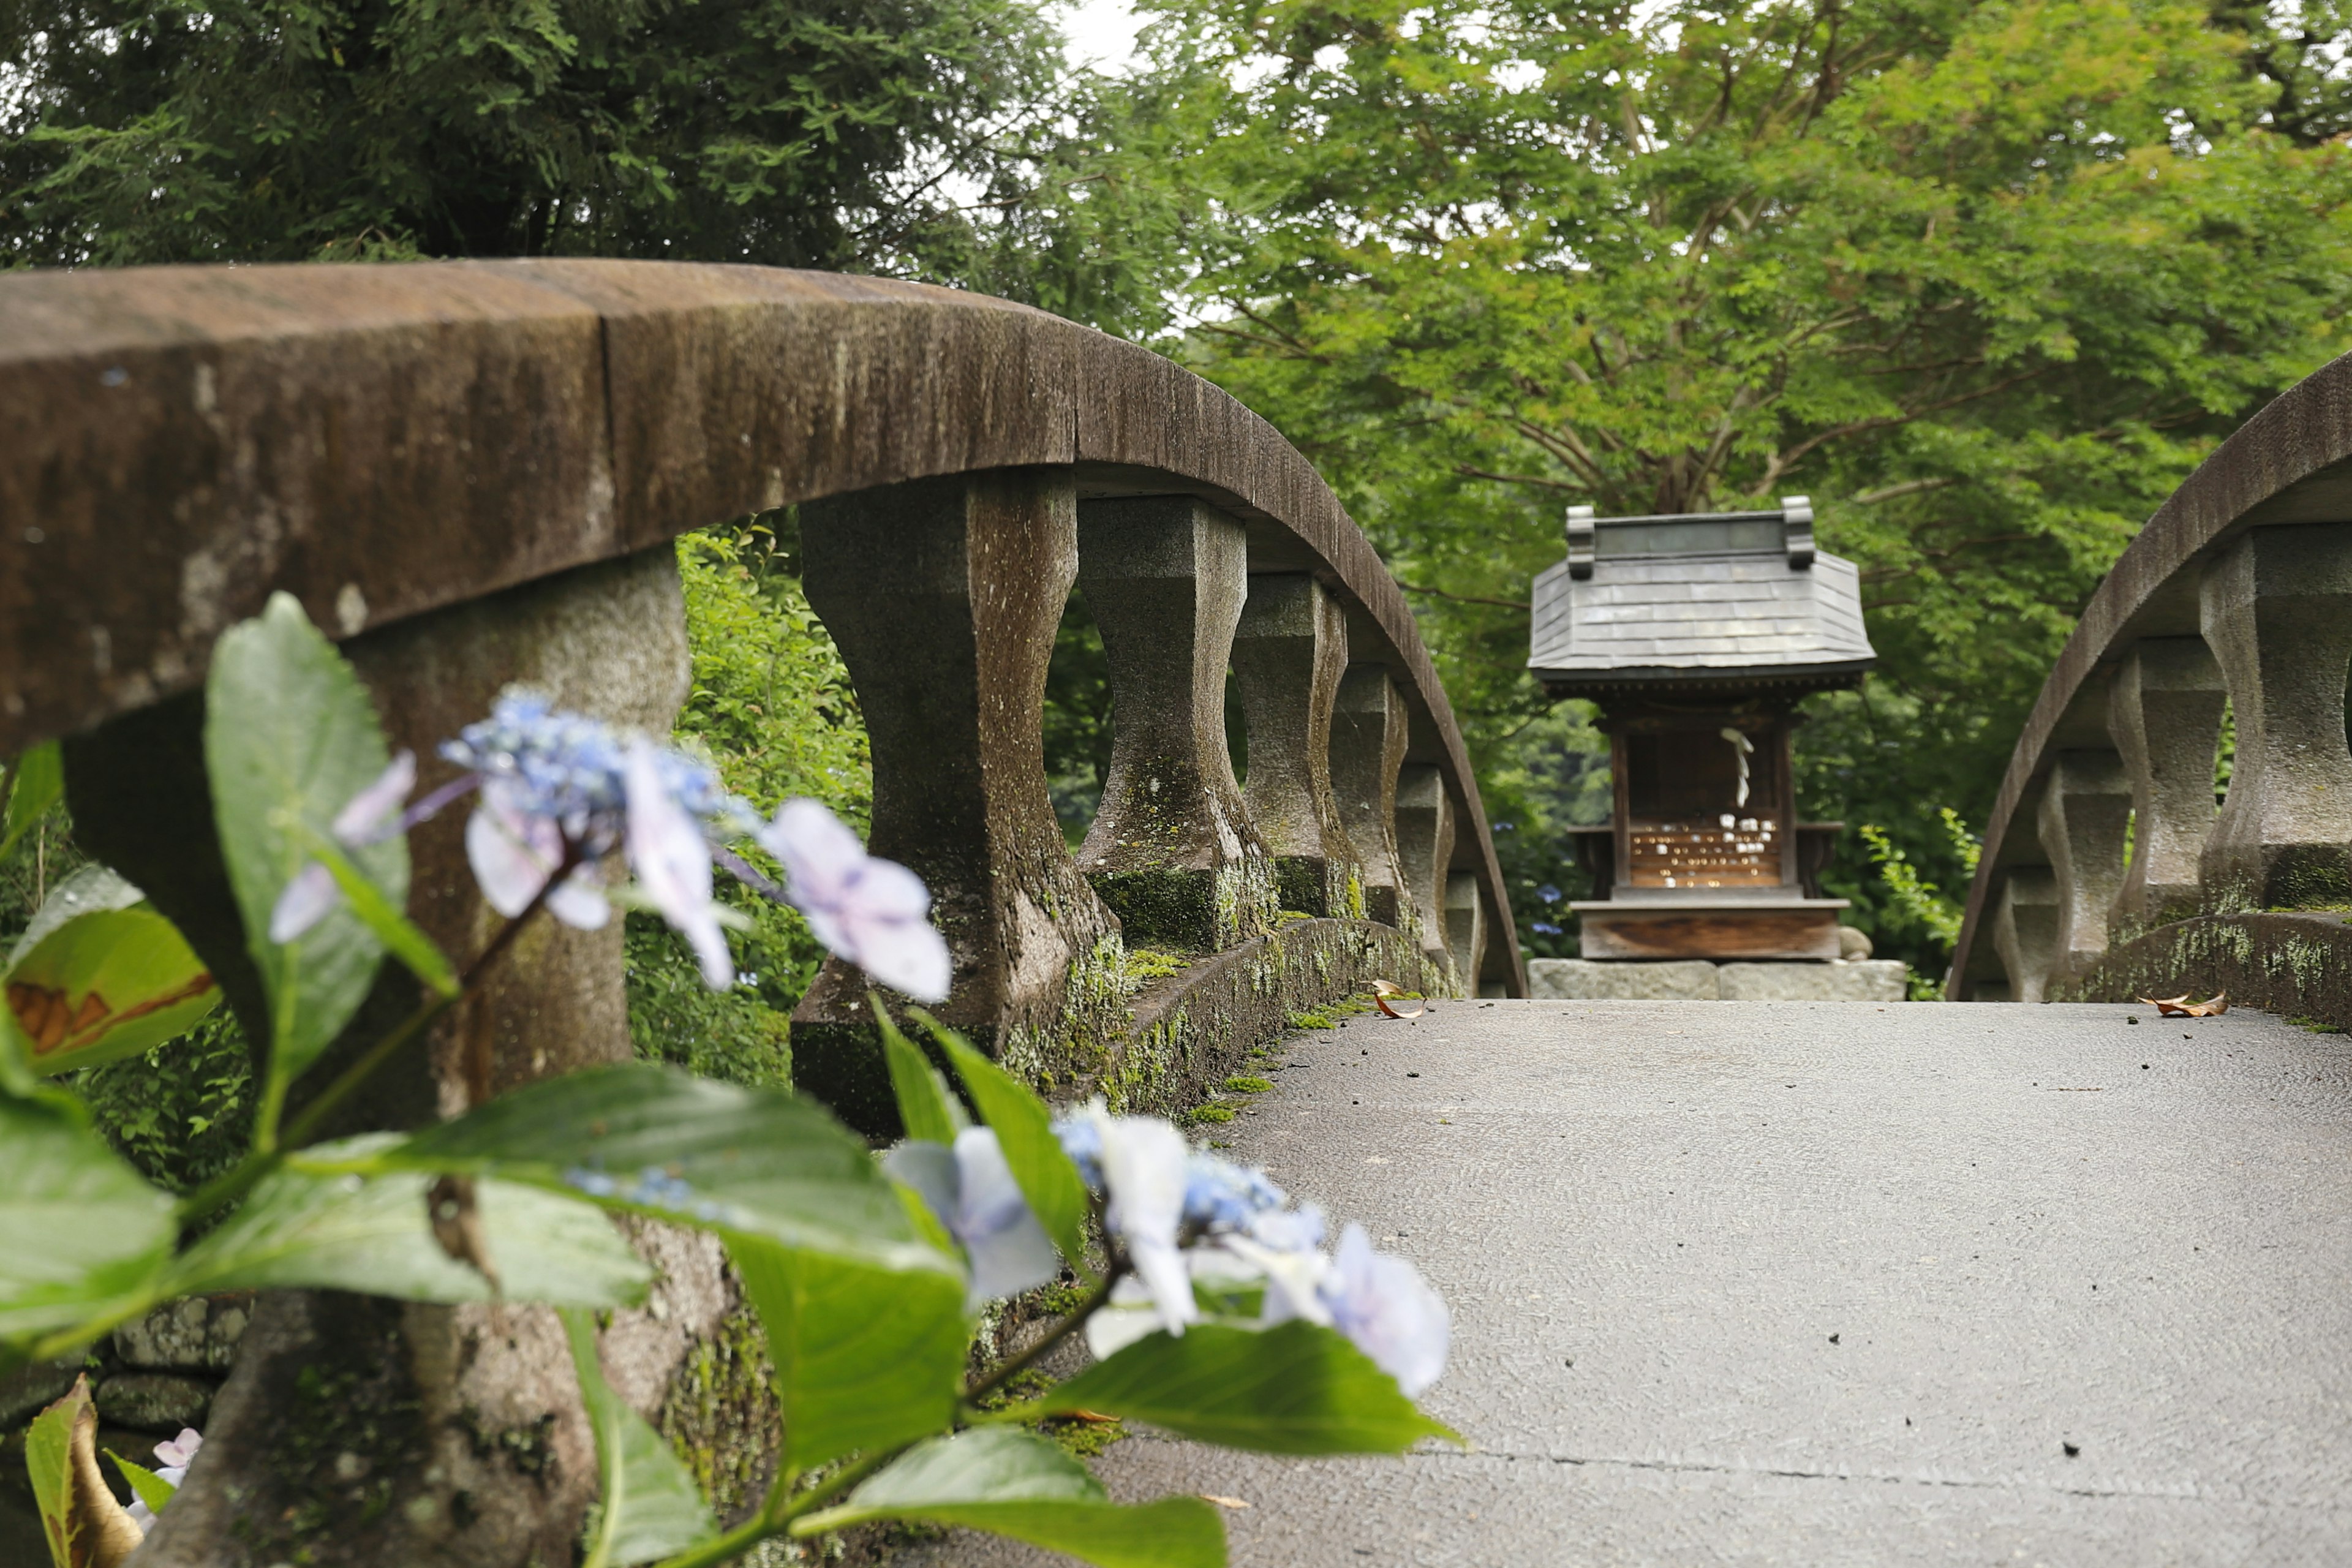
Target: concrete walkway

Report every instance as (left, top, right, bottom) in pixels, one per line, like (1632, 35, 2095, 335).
(913, 1000, 2352, 1566)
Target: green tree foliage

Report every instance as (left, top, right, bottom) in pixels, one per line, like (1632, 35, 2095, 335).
(626, 524, 874, 1088)
(0, 0, 1185, 332)
(1123, 0, 2352, 974)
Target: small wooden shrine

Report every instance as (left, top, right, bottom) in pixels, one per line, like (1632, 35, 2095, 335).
(1528, 498, 1875, 961)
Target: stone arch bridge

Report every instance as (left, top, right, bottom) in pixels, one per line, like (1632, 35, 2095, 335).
(6, 264, 2351, 1564)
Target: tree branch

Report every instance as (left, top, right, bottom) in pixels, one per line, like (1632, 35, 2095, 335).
(1398, 580, 1532, 611)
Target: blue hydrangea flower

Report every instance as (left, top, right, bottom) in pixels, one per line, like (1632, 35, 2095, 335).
(268, 750, 417, 942)
(885, 1128, 1060, 1308)
(1182, 1155, 1286, 1231)
(1532, 921, 1563, 935)
(1320, 1223, 1450, 1396)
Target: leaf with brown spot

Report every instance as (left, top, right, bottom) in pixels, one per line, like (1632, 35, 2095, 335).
(24, 1374, 143, 1568)
(2, 867, 219, 1077)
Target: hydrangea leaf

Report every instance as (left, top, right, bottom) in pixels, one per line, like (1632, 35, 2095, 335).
(205, 592, 406, 1085)
(170, 1140, 650, 1306)
(1035, 1321, 1459, 1454)
(797, 1427, 1223, 1568)
(26, 1374, 143, 1568)
(873, 1001, 965, 1146)
(561, 1308, 715, 1568)
(727, 1232, 968, 1474)
(0, 1089, 174, 1340)
(333, 1063, 956, 1276)
(3, 868, 219, 1077)
(1, 740, 62, 864)
(304, 834, 459, 999)
(918, 1012, 1092, 1273)
(104, 1450, 176, 1518)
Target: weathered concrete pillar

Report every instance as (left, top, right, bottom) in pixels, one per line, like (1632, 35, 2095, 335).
(1330, 665, 1412, 932)
(1228, 575, 1361, 917)
(1443, 870, 1485, 995)
(70, 548, 744, 1568)
(1990, 868, 2060, 1005)
(2198, 525, 2352, 911)
(2106, 636, 2226, 938)
(1074, 498, 1275, 951)
(2036, 750, 2132, 978)
(796, 472, 1121, 1131)
(1394, 764, 1455, 972)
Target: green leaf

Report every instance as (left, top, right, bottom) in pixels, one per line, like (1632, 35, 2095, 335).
(170, 1140, 650, 1306)
(875, 1000, 964, 1146)
(728, 1233, 967, 1474)
(205, 591, 406, 1086)
(798, 1428, 1223, 1568)
(24, 1376, 76, 1568)
(106, 1450, 176, 1518)
(561, 1308, 716, 1568)
(26, 1374, 141, 1567)
(918, 1012, 1091, 1275)
(1, 741, 63, 864)
(1035, 1321, 1458, 1454)
(336, 1063, 956, 1276)
(0, 1089, 173, 1340)
(2, 867, 221, 1076)
(305, 833, 459, 999)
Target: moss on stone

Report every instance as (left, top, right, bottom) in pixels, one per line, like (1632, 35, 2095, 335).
(656, 1298, 780, 1523)
(1223, 1076, 1273, 1094)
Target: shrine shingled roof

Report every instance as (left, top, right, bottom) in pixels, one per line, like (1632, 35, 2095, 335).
(1528, 499, 1876, 694)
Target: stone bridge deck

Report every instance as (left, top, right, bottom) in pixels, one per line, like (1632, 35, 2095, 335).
(921, 999, 2352, 1566)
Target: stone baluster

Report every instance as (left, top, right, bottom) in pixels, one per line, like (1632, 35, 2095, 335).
(68, 548, 742, 1567)
(1393, 764, 1455, 972)
(1989, 868, 2060, 1004)
(1444, 870, 1486, 993)
(2106, 636, 2226, 938)
(1074, 497, 1275, 950)
(796, 472, 1120, 1133)
(1228, 575, 1362, 917)
(2035, 750, 2132, 978)
(1330, 665, 1412, 932)
(2198, 524, 2352, 911)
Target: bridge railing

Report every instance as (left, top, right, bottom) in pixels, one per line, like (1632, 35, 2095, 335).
(1950, 346, 2352, 1017)
(1, 260, 1523, 1141)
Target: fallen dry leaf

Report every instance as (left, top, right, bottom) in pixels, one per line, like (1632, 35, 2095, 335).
(1371, 979, 1424, 1019)
(1201, 1495, 1253, 1510)
(2138, 991, 2228, 1018)
(1057, 1409, 1120, 1425)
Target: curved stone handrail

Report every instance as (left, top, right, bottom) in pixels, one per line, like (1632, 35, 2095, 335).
(0, 257, 1534, 1568)
(0, 259, 1521, 992)
(1950, 345, 2352, 1005)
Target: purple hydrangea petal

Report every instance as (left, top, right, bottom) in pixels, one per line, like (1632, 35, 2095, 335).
(624, 741, 731, 989)
(1321, 1224, 1450, 1397)
(332, 750, 416, 844)
(465, 787, 567, 918)
(268, 860, 341, 943)
(759, 798, 951, 1003)
(952, 1126, 1059, 1305)
(1085, 1107, 1195, 1336)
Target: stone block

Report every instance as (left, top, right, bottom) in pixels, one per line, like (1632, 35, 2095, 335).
(115, 1294, 254, 1373)
(0, 1359, 78, 1429)
(1718, 960, 1909, 1001)
(1528, 959, 1719, 1000)
(95, 1373, 214, 1434)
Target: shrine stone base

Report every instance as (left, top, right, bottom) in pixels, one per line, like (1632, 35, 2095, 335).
(1529, 958, 1909, 1002)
